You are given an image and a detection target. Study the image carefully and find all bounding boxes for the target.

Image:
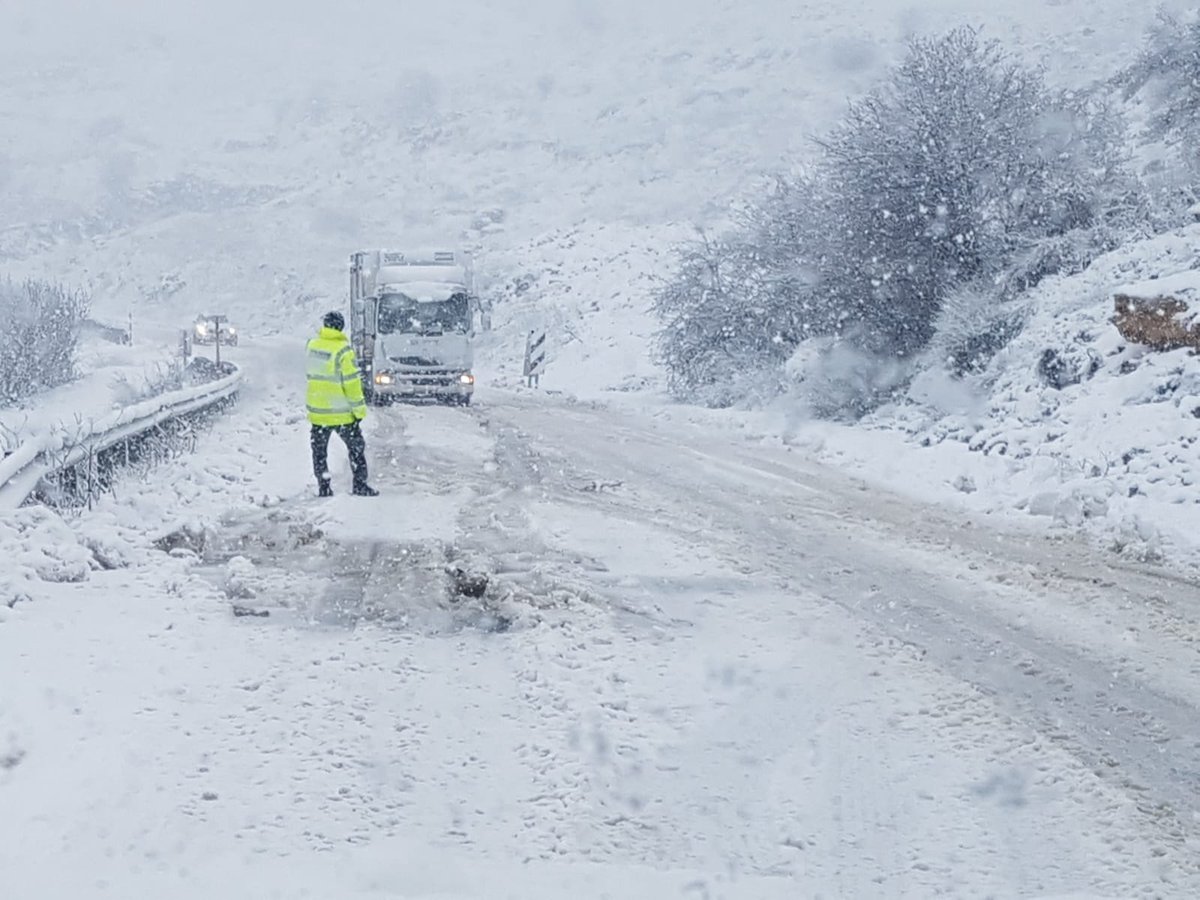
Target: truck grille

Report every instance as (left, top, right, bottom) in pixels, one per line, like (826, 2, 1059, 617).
(392, 368, 460, 387)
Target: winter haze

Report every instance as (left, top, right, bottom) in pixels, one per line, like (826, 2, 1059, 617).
(2, 1, 1200, 899)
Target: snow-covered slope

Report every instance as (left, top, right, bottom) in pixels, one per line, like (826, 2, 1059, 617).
(753, 224, 1200, 565)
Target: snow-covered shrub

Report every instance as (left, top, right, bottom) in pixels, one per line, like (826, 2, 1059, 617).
(784, 337, 912, 421)
(928, 284, 1027, 376)
(109, 362, 185, 406)
(654, 28, 1140, 412)
(653, 177, 834, 405)
(652, 234, 757, 404)
(0, 278, 90, 406)
(818, 27, 1134, 358)
(653, 234, 802, 405)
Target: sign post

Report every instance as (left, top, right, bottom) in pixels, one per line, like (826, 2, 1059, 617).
(205, 314, 227, 368)
(523, 330, 546, 388)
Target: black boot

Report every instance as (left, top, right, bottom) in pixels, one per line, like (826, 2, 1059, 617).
(352, 484, 379, 497)
(318, 480, 334, 498)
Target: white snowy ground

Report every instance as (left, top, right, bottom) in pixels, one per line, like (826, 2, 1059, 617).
(3, 337, 1200, 898)
(5, 1, 1200, 897)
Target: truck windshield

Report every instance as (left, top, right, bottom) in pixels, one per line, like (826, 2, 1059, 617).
(377, 293, 471, 335)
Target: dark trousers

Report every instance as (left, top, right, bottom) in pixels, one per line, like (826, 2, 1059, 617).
(310, 422, 369, 489)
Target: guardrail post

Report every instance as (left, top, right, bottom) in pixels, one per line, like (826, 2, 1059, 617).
(86, 446, 97, 510)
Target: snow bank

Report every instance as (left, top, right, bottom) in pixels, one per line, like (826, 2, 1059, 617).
(0, 507, 94, 613)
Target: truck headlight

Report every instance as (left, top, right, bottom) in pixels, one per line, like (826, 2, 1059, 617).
(195, 323, 208, 335)
(375, 372, 394, 385)
(459, 373, 475, 385)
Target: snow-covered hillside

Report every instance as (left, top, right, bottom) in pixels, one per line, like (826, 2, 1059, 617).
(720, 223, 1200, 567)
(918, 226, 1200, 551)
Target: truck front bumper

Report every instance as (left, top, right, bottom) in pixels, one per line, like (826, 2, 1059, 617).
(372, 371, 475, 400)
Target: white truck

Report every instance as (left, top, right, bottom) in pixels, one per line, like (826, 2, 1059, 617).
(349, 249, 477, 406)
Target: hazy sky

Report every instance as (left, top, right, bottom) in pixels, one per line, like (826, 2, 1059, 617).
(0, 0, 1181, 293)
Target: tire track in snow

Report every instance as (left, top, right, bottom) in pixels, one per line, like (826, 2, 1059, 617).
(484, 394, 1200, 891)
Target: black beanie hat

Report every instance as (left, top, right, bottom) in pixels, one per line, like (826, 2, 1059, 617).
(323, 311, 345, 331)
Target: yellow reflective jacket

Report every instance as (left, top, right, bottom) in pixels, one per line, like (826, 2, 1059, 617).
(306, 327, 367, 426)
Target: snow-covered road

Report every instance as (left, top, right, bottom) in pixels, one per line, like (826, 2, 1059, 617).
(3, 348, 1199, 898)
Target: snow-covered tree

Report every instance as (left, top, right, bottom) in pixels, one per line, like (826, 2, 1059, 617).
(0, 279, 90, 405)
(819, 27, 1128, 357)
(655, 27, 1141, 409)
(652, 232, 773, 406)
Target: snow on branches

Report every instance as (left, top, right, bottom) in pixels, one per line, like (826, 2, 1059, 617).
(0, 278, 90, 406)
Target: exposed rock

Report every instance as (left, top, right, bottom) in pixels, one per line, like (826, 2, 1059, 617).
(1112, 283, 1200, 352)
(1037, 347, 1100, 390)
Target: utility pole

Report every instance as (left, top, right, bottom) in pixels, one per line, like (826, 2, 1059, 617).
(205, 314, 227, 368)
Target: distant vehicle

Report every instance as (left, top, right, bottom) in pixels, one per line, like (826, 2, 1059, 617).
(349, 249, 477, 406)
(193, 314, 239, 346)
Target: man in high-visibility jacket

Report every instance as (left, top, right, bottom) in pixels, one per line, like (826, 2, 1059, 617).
(306, 311, 378, 497)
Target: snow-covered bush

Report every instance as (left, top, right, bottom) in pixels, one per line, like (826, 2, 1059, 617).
(0, 278, 90, 406)
(818, 27, 1133, 358)
(1035, 346, 1101, 390)
(652, 235, 799, 405)
(109, 362, 185, 406)
(653, 178, 834, 405)
(784, 337, 912, 421)
(0, 507, 94, 610)
(927, 284, 1027, 376)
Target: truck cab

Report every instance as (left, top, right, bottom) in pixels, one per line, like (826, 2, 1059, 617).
(349, 250, 477, 406)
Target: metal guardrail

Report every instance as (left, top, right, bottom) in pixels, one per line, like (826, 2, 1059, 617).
(0, 368, 242, 510)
